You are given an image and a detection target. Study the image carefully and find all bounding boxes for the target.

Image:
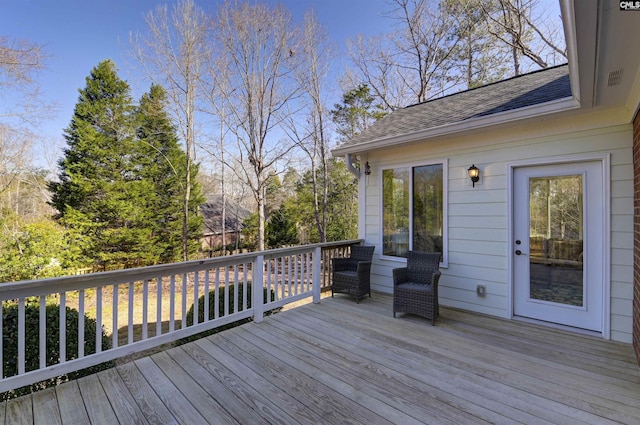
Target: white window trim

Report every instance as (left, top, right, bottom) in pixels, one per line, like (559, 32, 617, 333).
(379, 158, 448, 268)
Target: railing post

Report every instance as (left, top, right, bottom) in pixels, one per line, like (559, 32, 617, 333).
(253, 255, 264, 323)
(313, 246, 322, 304)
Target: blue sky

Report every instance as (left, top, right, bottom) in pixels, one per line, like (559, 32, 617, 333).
(1, 0, 390, 165)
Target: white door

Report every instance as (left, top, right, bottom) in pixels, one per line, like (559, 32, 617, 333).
(513, 161, 603, 332)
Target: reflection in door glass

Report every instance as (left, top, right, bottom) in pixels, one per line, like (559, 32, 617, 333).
(529, 175, 584, 306)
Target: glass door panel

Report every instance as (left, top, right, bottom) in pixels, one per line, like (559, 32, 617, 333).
(528, 175, 584, 306)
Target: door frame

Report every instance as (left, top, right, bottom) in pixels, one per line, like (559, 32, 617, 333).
(507, 153, 611, 339)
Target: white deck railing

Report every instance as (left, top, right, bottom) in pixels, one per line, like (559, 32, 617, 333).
(0, 240, 361, 393)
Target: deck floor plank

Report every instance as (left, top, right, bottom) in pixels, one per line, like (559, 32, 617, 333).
(55, 381, 90, 425)
(165, 345, 271, 425)
(97, 367, 148, 425)
(132, 356, 208, 425)
(76, 374, 119, 425)
(115, 362, 178, 425)
(3, 293, 639, 425)
(150, 350, 240, 424)
(193, 336, 319, 424)
(216, 326, 395, 425)
(5, 394, 33, 425)
(32, 387, 62, 425)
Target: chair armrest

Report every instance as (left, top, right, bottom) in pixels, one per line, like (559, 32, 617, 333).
(392, 267, 408, 285)
(333, 257, 354, 272)
(356, 261, 372, 277)
(431, 270, 441, 288)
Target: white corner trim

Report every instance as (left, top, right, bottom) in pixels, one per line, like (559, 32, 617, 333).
(560, 0, 582, 105)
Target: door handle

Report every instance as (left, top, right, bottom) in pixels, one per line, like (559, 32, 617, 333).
(515, 250, 527, 256)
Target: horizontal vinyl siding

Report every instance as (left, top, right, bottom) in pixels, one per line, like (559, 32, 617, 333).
(362, 121, 634, 342)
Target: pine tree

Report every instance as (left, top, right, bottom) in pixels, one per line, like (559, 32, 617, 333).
(136, 84, 203, 262)
(49, 60, 157, 269)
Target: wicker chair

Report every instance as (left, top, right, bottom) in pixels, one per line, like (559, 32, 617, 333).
(331, 245, 375, 303)
(392, 251, 441, 325)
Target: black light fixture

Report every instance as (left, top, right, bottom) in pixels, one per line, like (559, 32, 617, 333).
(364, 161, 371, 175)
(467, 164, 480, 187)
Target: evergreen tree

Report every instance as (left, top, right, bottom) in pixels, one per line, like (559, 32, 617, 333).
(266, 204, 299, 248)
(136, 84, 204, 262)
(289, 159, 358, 244)
(49, 60, 157, 269)
(331, 84, 387, 142)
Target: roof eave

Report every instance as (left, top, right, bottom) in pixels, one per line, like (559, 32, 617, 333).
(332, 97, 580, 156)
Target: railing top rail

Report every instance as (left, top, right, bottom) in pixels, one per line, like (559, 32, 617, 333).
(0, 240, 363, 297)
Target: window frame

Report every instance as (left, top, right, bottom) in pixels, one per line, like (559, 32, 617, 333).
(379, 158, 448, 267)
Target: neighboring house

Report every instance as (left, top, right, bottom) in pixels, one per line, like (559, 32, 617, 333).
(200, 195, 251, 251)
(333, 0, 640, 363)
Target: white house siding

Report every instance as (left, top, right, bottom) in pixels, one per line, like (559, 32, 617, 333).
(362, 113, 634, 343)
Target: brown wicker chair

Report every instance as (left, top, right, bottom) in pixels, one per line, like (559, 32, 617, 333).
(331, 245, 375, 303)
(392, 251, 441, 325)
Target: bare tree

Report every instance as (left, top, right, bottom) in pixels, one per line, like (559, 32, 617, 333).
(0, 36, 51, 124)
(131, 0, 208, 261)
(347, 0, 460, 109)
(283, 11, 333, 242)
(0, 37, 54, 221)
(211, 1, 300, 251)
(482, 0, 566, 75)
(443, 0, 510, 88)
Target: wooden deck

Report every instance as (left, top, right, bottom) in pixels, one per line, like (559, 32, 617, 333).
(2, 293, 639, 425)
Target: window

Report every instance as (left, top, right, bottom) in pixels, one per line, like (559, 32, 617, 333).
(382, 162, 446, 265)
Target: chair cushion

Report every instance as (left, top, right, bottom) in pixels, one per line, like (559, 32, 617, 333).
(396, 282, 433, 292)
(334, 271, 358, 278)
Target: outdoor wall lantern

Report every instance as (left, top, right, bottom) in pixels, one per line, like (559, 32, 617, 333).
(364, 161, 371, 175)
(467, 164, 480, 187)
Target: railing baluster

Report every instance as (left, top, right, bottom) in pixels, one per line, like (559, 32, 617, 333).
(204, 270, 210, 322)
(266, 259, 272, 298)
(79, 290, 85, 358)
(112, 284, 118, 349)
(143, 279, 149, 339)
(274, 258, 279, 299)
(128, 282, 134, 345)
(313, 246, 322, 303)
(243, 263, 248, 311)
(234, 266, 239, 314)
(169, 275, 176, 333)
(224, 268, 230, 317)
(181, 273, 187, 329)
(156, 277, 162, 337)
(17, 298, 25, 375)
(298, 254, 302, 292)
(59, 292, 66, 363)
(39, 295, 46, 370)
(96, 286, 102, 353)
(253, 255, 264, 323)
(193, 272, 199, 326)
(288, 255, 293, 298)
(307, 252, 312, 292)
(215, 269, 220, 320)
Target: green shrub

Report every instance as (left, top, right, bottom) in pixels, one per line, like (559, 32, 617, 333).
(2, 300, 113, 399)
(181, 283, 279, 344)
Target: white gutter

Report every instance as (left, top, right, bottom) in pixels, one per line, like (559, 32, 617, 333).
(333, 96, 580, 156)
